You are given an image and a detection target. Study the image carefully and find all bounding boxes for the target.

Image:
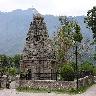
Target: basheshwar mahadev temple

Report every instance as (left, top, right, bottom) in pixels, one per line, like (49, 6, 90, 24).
(20, 13, 57, 80)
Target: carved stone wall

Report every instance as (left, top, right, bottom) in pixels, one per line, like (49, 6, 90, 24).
(20, 14, 56, 80)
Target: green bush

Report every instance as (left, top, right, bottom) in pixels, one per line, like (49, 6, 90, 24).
(80, 61, 94, 74)
(69, 62, 76, 71)
(60, 64, 74, 81)
(93, 66, 96, 76)
(8, 67, 16, 76)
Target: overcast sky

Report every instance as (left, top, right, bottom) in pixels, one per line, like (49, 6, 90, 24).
(0, 0, 96, 16)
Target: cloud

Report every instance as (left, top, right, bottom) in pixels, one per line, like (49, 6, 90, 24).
(0, 0, 95, 16)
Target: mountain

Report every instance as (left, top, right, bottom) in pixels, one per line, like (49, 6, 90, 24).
(0, 8, 93, 55)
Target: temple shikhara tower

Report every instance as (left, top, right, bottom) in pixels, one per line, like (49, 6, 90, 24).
(20, 14, 56, 80)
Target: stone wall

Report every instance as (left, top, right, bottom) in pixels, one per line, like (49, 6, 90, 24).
(0, 75, 19, 88)
(0, 75, 7, 88)
(15, 75, 95, 89)
(94, 76, 96, 82)
(16, 80, 76, 89)
(77, 75, 94, 88)
(0, 75, 95, 89)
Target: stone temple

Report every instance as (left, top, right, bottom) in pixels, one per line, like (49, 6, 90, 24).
(20, 14, 56, 80)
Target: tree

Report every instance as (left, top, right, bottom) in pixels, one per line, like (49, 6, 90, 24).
(0, 55, 9, 68)
(54, 16, 75, 64)
(0, 54, 21, 75)
(7, 56, 14, 67)
(13, 54, 21, 68)
(73, 23, 83, 90)
(84, 6, 96, 40)
(84, 6, 96, 74)
(73, 24, 83, 43)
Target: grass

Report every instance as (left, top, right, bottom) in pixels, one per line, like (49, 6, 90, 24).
(16, 87, 49, 93)
(68, 83, 94, 94)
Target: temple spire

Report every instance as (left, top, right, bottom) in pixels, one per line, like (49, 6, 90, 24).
(20, 14, 56, 80)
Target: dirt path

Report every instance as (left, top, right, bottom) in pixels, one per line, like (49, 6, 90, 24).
(0, 84, 96, 96)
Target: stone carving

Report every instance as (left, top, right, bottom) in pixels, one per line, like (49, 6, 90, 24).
(20, 13, 56, 80)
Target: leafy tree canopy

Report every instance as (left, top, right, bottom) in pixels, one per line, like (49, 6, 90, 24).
(84, 6, 96, 39)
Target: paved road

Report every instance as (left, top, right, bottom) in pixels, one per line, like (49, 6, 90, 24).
(0, 84, 96, 96)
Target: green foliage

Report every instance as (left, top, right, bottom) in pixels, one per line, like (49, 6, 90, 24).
(13, 54, 21, 68)
(17, 87, 48, 93)
(54, 16, 76, 64)
(84, 6, 96, 39)
(69, 62, 76, 71)
(69, 83, 94, 94)
(53, 16, 83, 65)
(93, 66, 96, 76)
(8, 67, 17, 76)
(60, 64, 74, 81)
(80, 61, 94, 73)
(0, 55, 9, 67)
(0, 54, 21, 75)
(1, 67, 8, 74)
(93, 53, 96, 60)
(73, 24, 83, 42)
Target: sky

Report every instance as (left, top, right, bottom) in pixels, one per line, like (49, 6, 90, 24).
(0, 0, 96, 16)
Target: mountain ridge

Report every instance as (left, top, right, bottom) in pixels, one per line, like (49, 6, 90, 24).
(0, 8, 92, 55)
